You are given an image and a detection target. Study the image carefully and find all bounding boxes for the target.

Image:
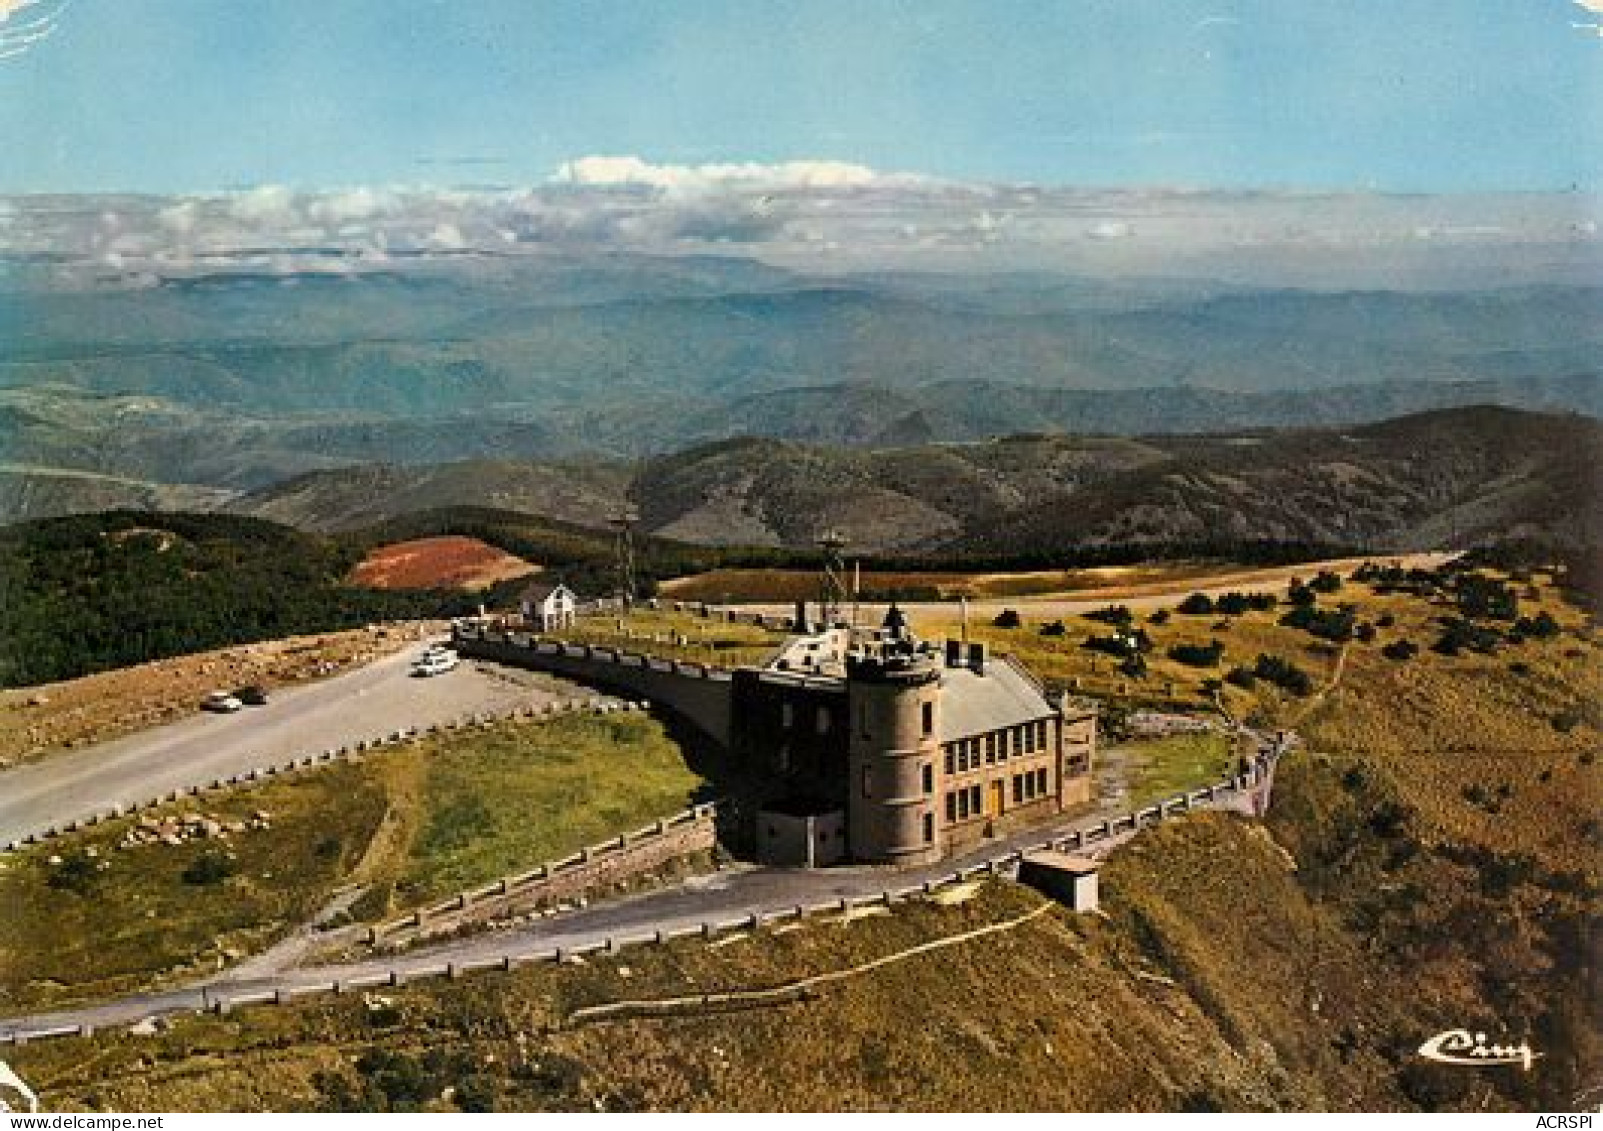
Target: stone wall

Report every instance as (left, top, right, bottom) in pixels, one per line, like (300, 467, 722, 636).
(454, 626, 735, 746)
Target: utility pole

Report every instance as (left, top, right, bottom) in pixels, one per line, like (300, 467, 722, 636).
(610, 508, 639, 608)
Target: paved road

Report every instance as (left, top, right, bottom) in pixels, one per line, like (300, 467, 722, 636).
(0, 770, 1277, 1040)
(0, 649, 585, 847)
(732, 552, 1457, 620)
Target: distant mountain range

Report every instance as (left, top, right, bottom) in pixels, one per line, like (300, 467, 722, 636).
(2, 257, 1597, 545)
(226, 405, 1601, 556)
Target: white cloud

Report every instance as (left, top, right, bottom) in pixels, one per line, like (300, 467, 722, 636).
(307, 187, 393, 224)
(157, 201, 198, 235)
(228, 185, 298, 225)
(1086, 220, 1134, 240)
(550, 155, 917, 193)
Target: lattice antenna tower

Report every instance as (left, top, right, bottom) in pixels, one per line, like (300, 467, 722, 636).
(611, 507, 640, 606)
(818, 529, 850, 627)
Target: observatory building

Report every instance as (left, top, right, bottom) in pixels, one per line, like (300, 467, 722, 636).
(732, 605, 1097, 867)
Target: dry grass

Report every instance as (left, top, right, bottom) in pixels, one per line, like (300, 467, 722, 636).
(0, 623, 442, 767)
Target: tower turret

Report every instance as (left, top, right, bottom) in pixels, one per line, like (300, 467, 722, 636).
(845, 648, 944, 864)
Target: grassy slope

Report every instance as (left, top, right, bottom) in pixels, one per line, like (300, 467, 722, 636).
(0, 713, 705, 1010)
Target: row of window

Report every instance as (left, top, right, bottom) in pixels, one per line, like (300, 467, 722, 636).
(943, 719, 1050, 775)
(942, 766, 1054, 826)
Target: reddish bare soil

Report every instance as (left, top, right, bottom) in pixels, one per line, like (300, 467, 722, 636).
(350, 536, 537, 591)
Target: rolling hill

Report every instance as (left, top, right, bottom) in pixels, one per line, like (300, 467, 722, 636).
(223, 405, 1603, 557)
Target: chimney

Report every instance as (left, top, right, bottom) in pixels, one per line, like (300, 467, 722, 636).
(968, 641, 986, 675)
(945, 638, 962, 668)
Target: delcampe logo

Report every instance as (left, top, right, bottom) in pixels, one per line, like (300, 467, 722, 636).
(1417, 1028, 1542, 1071)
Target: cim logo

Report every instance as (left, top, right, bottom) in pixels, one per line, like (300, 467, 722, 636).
(1417, 1028, 1541, 1071)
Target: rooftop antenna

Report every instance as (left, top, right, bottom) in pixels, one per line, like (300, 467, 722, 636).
(610, 507, 639, 607)
(818, 530, 849, 628)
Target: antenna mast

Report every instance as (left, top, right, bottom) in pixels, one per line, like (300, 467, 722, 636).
(818, 530, 849, 628)
(611, 507, 639, 607)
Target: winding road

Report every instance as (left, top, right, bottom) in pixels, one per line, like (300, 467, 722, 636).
(0, 649, 587, 847)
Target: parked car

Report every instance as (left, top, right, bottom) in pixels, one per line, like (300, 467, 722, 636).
(411, 647, 460, 677)
(232, 685, 268, 706)
(201, 690, 243, 713)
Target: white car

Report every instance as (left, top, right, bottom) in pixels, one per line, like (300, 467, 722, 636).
(201, 690, 243, 713)
(411, 648, 460, 677)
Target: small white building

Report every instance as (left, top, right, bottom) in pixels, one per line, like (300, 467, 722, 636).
(520, 581, 579, 632)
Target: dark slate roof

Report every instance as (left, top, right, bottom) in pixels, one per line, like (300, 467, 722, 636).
(938, 655, 1054, 743)
(520, 580, 573, 602)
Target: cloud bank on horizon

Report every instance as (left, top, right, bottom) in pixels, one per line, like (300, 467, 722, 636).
(2, 156, 1597, 291)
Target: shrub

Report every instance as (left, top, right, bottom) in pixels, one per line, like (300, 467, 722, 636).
(1038, 619, 1067, 637)
(1118, 652, 1148, 680)
(1513, 611, 1561, 639)
(1214, 590, 1276, 615)
(1224, 665, 1257, 690)
(182, 849, 237, 886)
(1288, 578, 1317, 607)
(1309, 569, 1344, 594)
(1433, 616, 1502, 656)
(1354, 622, 1377, 642)
(46, 851, 101, 895)
(1167, 638, 1225, 668)
(1177, 592, 1214, 615)
(1375, 612, 1396, 628)
(1253, 652, 1313, 696)
(1147, 609, 1171, 625)
(1280, 603, 1357, 642)
(993, 609, 1022, 629)
(1085, 604, 1134, 626)
(1382, 638, 1418, 662)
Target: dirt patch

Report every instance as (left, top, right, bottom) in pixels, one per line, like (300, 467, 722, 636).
(350, 536, 538, 592)
(0, 623, 443, 766)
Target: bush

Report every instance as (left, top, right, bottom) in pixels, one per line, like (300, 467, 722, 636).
(993, 609, 1022, 629)
(1513, 611, 1561, 639)
(1433, 616, 1502, 656)
(1354, 622, 1376, 642)
(1309, 569, 1344, 594)
(1253, 652, 1313, 696)
(45, 851, 101, 895)
(1177, 592, 1214, 615)
(1039, 619, 1067, 637)
(1118, 652, 1148, 680)
(1085, 604, 1134, 626)
(1147, 609, 1171, 625)
(1280, 603, 1357, 642)
(1288, 578, 1317, 607)
(182, 849, 237, 886)
(1225, 665, 1257, 690)
(1167, 638, 1226, 668)
(1382, 638, 1418, 662)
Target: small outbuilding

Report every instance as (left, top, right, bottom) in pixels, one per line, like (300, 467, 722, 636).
(520, 581, 579, 632)
(1017, 850, 1101, 912)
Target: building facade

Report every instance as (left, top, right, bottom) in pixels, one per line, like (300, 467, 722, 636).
(734, 609, 1097, 866)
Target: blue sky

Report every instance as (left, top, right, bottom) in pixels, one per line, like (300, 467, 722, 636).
(2, 0, 1598, 194)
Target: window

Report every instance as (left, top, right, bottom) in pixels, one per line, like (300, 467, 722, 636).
(985, 736, 997, 765)
(1036, 768, 1048, 795)
(943, 747, 955, 775)
(921, 701, 934, 736)
(1037, 720, 1049, 749)
(859, 703, 870, 738)
(861, 766, 872, 798)
(985, 733, 996, 760)
(922, 812, 934, 844)
(1012, 774, 1023, 804)
(1024, 724, 1036, 753)
(816, 706, 832, 735)
(969, 784, 982, 816)
(946, 792, 957, 823)
(1012, 727, 1024, 756)
(957, 789, 969, 820)
(921, 762, 934, 794)
(781, 703, 794, 729)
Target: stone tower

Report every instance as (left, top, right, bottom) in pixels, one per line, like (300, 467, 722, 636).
(845, 648, 944, 864)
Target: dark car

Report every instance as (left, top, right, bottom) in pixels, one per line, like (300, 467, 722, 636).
(232, 685, 269, 707)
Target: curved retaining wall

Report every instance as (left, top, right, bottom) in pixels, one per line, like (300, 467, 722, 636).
(454, 627, 735, 746)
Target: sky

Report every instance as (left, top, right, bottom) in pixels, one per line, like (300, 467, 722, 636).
(1, 0, 1599, 195)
